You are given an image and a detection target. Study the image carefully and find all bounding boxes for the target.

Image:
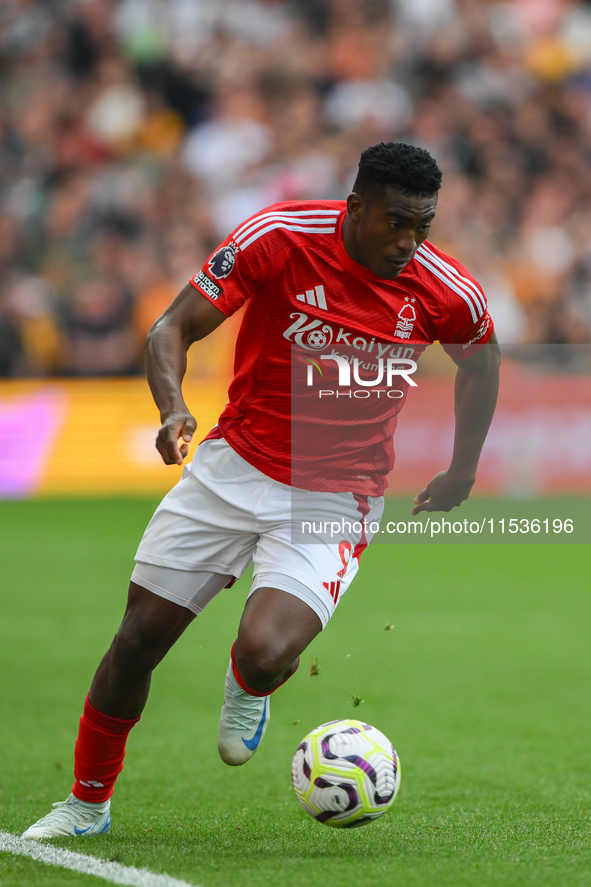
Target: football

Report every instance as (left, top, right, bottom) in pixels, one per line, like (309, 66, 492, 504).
(291, 719, 401, 827)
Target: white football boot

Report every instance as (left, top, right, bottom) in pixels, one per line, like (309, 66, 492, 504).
(218, 660, 270, 765)
(21, 794, 111, 840)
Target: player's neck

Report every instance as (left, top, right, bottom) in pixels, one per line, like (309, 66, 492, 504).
(341, 214, 368, 270)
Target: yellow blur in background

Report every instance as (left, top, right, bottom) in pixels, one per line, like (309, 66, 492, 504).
(2, 359, 591, 499)
(0, 378, 226, 497)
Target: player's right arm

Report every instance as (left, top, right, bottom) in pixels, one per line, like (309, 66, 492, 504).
(145, 283, 227, 465)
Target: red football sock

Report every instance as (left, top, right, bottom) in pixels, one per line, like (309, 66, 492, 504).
(72, 695, 140, 803)
(230, 641, 299, 697)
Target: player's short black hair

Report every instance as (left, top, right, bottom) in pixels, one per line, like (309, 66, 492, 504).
(353, 142, 442, 199)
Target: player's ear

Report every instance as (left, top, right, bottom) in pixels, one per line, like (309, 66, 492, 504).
(346, 192, 363, 223)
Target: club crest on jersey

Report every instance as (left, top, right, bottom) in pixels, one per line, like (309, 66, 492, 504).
(208, 242, 237, 279)
(394, 298, 416, 340)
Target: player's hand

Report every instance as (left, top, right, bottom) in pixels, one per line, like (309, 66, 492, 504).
(155, 412, 197, 465)
(411, 470, 475, 515)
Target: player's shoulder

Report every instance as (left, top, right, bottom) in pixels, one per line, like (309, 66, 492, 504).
(231, 200, 344, 252)
(411, 240, 487, 322)
(414, 240, 480, 284)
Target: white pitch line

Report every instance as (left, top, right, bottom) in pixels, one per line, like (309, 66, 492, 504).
(0, 832, 199, 887)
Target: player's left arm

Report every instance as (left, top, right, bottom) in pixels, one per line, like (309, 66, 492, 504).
(412, 331, 500, 514)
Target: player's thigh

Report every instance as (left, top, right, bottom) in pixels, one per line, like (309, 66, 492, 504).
(117, 581, 198, 654)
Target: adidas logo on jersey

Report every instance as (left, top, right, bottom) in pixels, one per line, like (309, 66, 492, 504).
(296, 284, 327, 310)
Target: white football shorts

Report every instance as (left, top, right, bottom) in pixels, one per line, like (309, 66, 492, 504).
(132, 437, 383, 628)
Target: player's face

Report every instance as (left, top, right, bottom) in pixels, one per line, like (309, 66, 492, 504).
(344, 188, 438, 280)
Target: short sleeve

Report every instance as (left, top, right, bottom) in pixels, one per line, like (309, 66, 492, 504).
(431, 259, 495, 360)
(440, 310, 495, 361)
(189, 234, 259, 318)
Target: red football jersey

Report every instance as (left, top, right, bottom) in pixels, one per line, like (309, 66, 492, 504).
(189, 200, 494, 495)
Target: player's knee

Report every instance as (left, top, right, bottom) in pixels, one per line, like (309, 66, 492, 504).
(110, 623, 165, 675)
(234, 636, 297, 694)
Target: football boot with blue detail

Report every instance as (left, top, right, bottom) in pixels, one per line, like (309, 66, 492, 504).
(218, 660, 270, 765)
(21, 794, 111, 840)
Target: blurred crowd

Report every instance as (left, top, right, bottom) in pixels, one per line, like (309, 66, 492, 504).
(1, 0, 591, 379)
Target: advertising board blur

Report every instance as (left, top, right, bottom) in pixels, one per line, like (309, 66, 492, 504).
(1, 349, 590, 499)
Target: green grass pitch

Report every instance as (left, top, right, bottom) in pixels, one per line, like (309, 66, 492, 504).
(1, 497, 590, 887)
